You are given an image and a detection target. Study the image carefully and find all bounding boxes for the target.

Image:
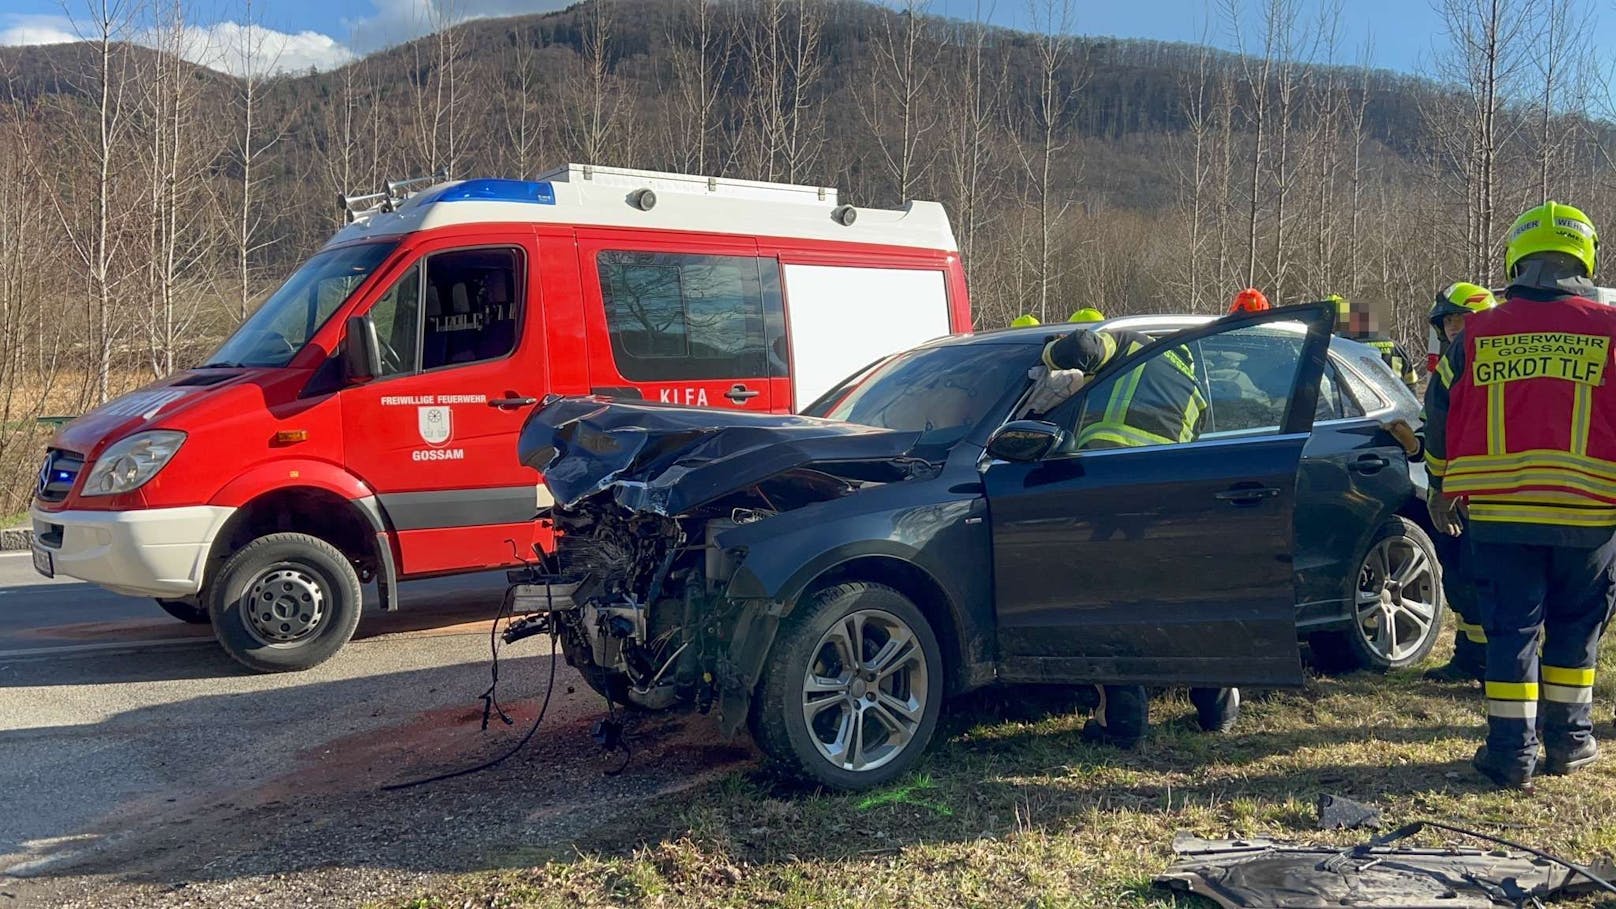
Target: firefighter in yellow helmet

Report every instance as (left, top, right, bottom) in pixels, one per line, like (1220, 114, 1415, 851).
(1068, 307, 1105, 323)
(1025, 319, 1235, 746)
(1426, 201, 1616, 789)
(1330, 293, 1419, 390)
(1010, 314, 1041, 328)
(1419, 282, 1497, 685)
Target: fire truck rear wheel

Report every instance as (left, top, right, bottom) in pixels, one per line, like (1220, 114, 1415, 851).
(206, 532, 364, 673)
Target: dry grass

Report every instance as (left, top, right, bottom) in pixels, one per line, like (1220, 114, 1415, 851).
(0, 369, 159, 513)
(385, 633, 1616, 909)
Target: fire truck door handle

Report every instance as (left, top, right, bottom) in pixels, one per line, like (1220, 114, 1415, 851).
(488, 395, 538, 409)
(725, 384, 761, 403)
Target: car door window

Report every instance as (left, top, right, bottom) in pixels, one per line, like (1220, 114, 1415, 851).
(598, 251, 769, 381)
(1314, 362, 1346, 422)
(1048, 323, 1308, 451)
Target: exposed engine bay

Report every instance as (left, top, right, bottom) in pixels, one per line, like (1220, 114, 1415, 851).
(507, 396, 937, 724)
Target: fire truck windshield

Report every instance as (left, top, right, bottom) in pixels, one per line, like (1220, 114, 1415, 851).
(201, 242, 398, 368)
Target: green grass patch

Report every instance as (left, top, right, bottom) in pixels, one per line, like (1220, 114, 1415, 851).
(389, 635, 1616, 908)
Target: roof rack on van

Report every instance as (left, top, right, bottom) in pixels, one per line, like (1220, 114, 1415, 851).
(327, 162, 957, 252)
(339, 168, 450, 224)
(536, 163, 838, 206)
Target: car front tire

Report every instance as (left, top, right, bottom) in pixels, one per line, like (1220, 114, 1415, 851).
(750, 582, 944, 790)
(206, 533, 364, 673)
(1310, 516, 1445, 673)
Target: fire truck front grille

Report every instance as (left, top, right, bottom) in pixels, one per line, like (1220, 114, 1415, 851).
(36, 449, 84, 503)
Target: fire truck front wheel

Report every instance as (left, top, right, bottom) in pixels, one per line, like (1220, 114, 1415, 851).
(206, 532, 364, 673)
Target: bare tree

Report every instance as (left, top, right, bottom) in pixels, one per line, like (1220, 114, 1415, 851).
(563, 0, 629, 165)
(665, 0, 733, 175)
(942, 2, 1004, 314)
(1014, 0, 1080, 321)
(408, 1, 467, 174)
(40, 0, 143, 404)
(226, 0, 285, 321)
(740, 0, 826, 182)
(495, 28, 548, 178)
(1429, 0, 1537, 278)
(858, 0, 939, 204)
(139, 0, 213, 375)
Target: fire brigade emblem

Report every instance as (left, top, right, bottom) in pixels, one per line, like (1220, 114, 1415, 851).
(417, 406, 452, 446)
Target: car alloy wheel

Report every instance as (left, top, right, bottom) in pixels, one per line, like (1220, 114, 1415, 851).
(800, 608, 929, 774)
(1354, 535, 1439, 663)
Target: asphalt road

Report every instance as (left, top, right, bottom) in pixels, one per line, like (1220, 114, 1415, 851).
(0, 554, 592, 880)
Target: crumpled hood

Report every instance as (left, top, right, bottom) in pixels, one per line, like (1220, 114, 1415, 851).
(519, 396, 923, 515)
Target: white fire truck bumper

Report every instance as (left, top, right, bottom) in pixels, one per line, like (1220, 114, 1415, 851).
(28, 506, 235, 598)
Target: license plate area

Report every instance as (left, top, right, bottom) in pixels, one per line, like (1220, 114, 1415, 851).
(31, 544, 53, 578)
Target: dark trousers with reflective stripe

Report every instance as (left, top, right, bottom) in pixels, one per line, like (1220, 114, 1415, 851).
(1472, 537, 1616, 771)
(1435, 531, 1486, 670)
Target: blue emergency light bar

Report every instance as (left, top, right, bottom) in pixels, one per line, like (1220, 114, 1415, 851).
(425, 179, 557, 206)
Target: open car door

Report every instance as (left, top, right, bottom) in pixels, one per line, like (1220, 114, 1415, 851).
(983, 304, 1335, 688)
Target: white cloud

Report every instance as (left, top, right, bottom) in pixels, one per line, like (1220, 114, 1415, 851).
(0, 14, 80, 46)
(2, 0, 574, 75)
(176, 22, 354, 76)
(345, 0, 572, 53)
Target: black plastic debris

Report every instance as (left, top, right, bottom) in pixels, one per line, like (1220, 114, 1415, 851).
(1154, 831, 1616, 908)
(1316, 793, 1382, 830)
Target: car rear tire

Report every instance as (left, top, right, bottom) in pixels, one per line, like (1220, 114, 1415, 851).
(1309, 516, 1445, 673)
(206, 533, 364, 673)
(155, 597, 209, 624)
(750, 582, 944, 790)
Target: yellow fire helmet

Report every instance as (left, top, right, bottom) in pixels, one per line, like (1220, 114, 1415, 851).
(1068, 307, 1105, 323)
(1429, 281, 1497, 329)
(1505, 201, 1598, 279)
(1009, 314, 1040, 328)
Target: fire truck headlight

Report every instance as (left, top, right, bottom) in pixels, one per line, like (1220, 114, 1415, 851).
(82, 431, 187, 497)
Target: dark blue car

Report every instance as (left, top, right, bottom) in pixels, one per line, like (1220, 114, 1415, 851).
(516, 304, 1442, 789)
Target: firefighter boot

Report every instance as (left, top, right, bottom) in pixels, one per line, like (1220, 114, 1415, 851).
(1471, 745, 1534, 791)
(1189, 686, 1240, 733)
(1424, 632, 1484, 683)
(1542, 738, 1599, 776)
(1081, 685, 1147, 749)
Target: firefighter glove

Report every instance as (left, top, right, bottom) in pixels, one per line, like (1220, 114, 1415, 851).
(1381, 419, 1422, 457)
(1026, 365, 1088, 414)
(1428, 489, 1464, 537)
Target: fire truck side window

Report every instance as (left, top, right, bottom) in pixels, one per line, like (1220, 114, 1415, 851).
(368, 266, 420, 378)
(420, 247, 523, 372)
(598, 251, 768, 381)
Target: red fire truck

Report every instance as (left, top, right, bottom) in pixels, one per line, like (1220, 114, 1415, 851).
(29, 164, 971, 671)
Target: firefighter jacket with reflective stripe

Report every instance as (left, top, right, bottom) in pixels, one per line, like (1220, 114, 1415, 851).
(1343, 332, 1418, 389)
(1425, 287, 1616, 547)
(1042, 328, 1207, 448)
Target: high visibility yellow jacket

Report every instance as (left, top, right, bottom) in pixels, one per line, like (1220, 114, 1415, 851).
(1042, 328, 1206, 448)
(1426, 285, 1616, 546)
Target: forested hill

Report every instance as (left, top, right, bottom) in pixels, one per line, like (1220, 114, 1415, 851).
(0, 0, 1606, 420)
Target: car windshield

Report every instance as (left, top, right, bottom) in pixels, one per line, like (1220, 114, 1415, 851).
(806, 342, 1033, 446)
(202, 242, 398, 368)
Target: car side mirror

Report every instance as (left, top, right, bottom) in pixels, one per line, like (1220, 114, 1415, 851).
(344, 315, 382, 382)
(986, 420, 1066, 462)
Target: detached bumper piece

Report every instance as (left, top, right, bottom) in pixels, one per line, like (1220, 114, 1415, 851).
(1154, 832, 1616, 908)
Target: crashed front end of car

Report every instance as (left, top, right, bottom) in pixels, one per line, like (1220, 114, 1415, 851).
(508, 395, 937, 737)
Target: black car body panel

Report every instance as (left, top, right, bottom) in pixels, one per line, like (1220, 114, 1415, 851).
(516, 304, 1418, 726)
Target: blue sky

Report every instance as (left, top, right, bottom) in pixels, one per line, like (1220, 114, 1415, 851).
(0, 0, 1573, 76)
